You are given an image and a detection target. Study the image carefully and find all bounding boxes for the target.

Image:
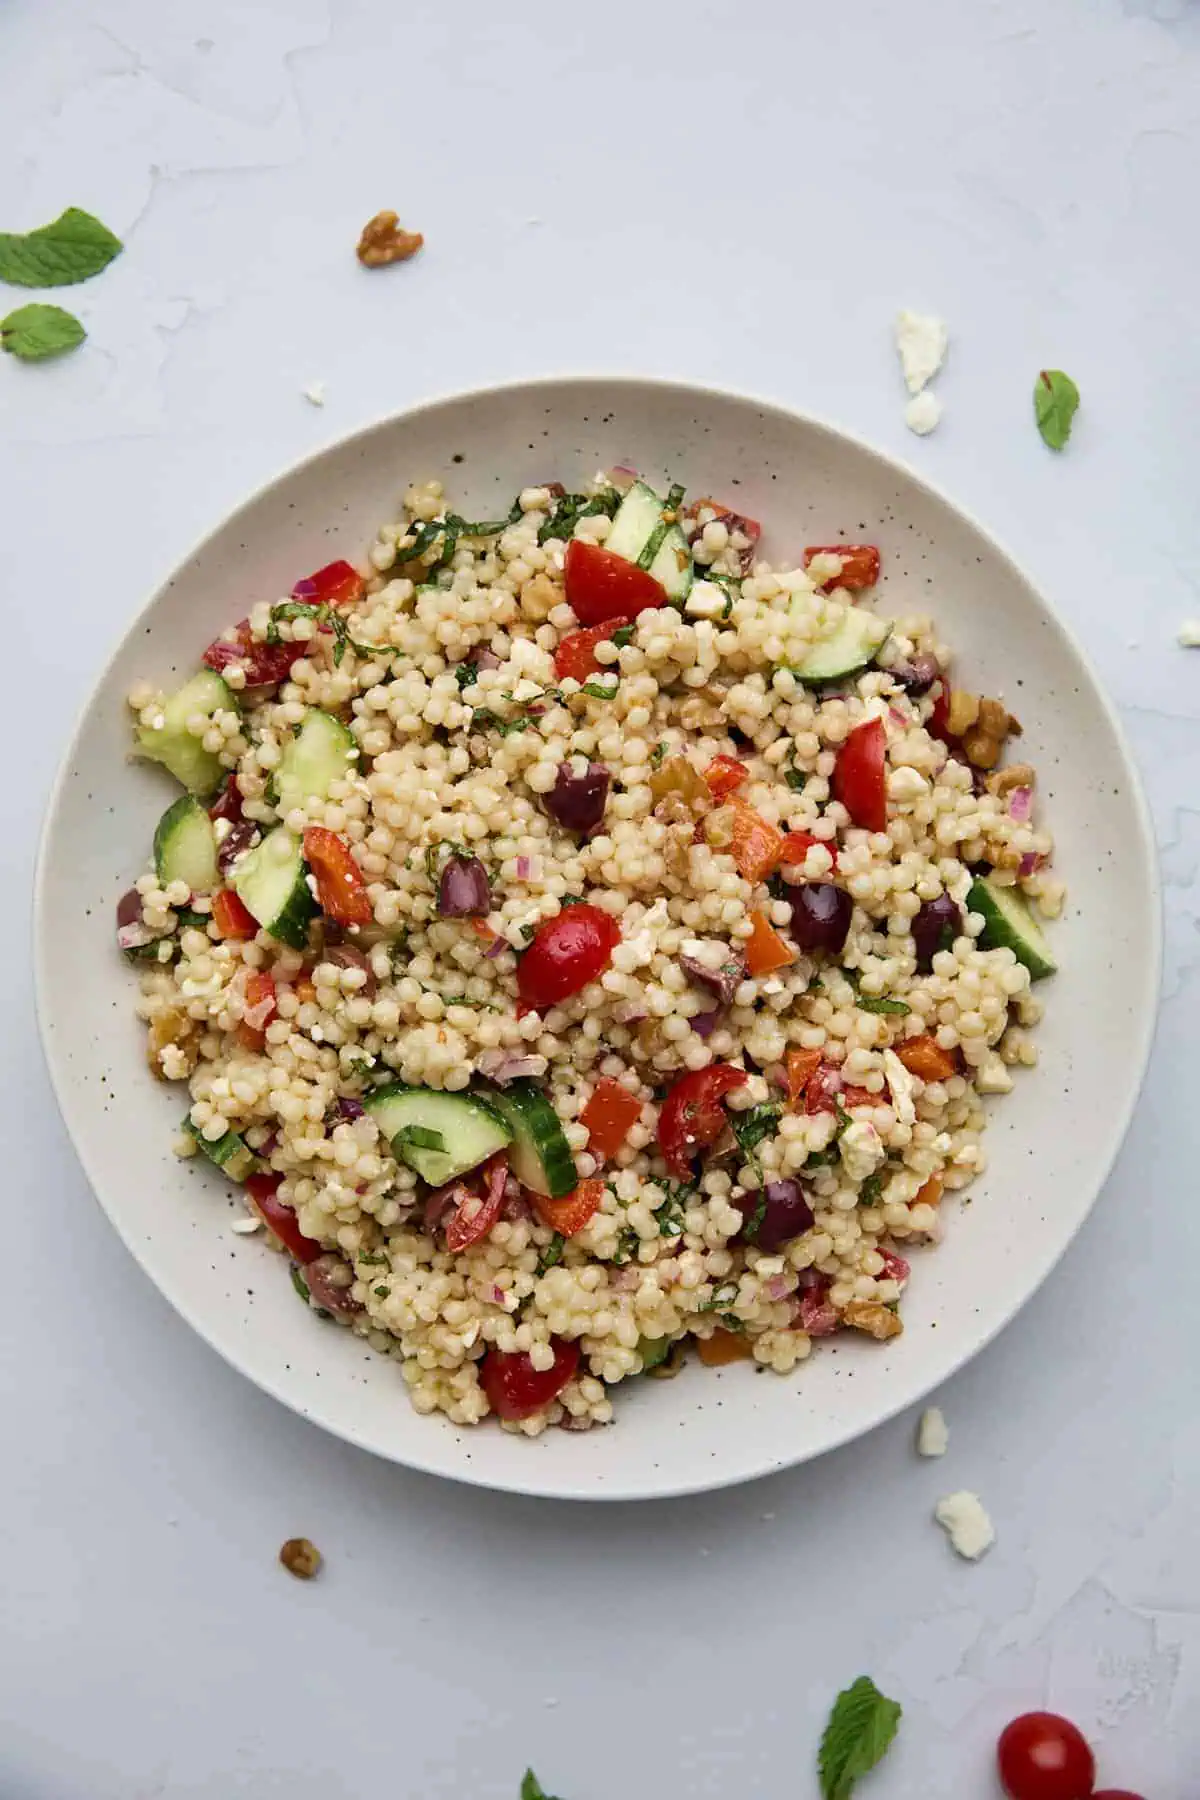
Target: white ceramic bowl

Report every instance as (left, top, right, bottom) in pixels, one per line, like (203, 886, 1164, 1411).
(35, 377, 1160, 1501)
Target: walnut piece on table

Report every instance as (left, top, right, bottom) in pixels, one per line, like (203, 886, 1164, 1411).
(356, 210, 424, 267)
(841, 1300, 904, 1341)
(279, 1537, 322, 1580)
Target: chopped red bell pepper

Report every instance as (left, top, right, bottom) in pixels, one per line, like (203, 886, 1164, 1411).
(302, 828, 373, 927)
(292, 559, 364, 608)
(211, 888, 258, 941)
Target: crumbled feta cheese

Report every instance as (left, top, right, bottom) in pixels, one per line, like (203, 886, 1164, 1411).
(684, 580, 730, 620)
(905, 390, 942, 436)
(1177, 619, 1200, 648)
(917, 1406, 949, 1457)
(840, 1118, 885, 1183)
(303, 380, 326, 407)
(895, 310, 948, 394)
(231, 1215, 263, 1235)
(974, 1051, 1014, 1094)
(935, 1489, 994, 1559)
(882, 1050, 916, 1126)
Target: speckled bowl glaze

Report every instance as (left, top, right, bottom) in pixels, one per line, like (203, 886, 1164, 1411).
(34, 378, 1160, 1500)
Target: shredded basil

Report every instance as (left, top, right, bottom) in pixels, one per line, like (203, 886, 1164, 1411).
(536, 1233, 566, 1275)
(698, 1282, 740, 1314)
(730, 1103, 781, 1181)
(289, 1266, 310, 1302)
(358, 1252, 389, 1266)
(856, 993, 910, 1016)
(580, 678, 618, 699)
(785, 768, 808, 792)
(396, 1125, 446, 1152)
(611, 624, 635, 649)
(858, 1173, 884, 1208)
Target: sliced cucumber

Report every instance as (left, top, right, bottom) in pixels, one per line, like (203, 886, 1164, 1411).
(135, 670, 238, 796)
(968, 874, 1057, 981)
(605, 480, 665, 562)
(275, 708, 359, 818)
(792, 609, 891, 684)
(647, 526, 694, 602)
(232, 828, 314, 949)
(154, 796, 220, 894)
(184, 1117, 257, 1182)
(365, 1085, 512, 1186)
(479, 1079, 576, 1198)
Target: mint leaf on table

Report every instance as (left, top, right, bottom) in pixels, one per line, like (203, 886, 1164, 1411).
(520, 1772, 565, 1800)
(818, 1675, 902, 1800)
(0, 206, 123, 287)
(0, 303, 86, 360)
(1034, 369, 1080, 451)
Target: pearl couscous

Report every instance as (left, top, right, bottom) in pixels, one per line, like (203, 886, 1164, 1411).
(119, 470, 1060, 1435)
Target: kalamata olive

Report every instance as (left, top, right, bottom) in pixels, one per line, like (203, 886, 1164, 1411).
(544, 761, 610, 835)
(437, 853, 491, 917)
(324, 942, 377, 996)
(304, 1253, 363, 1315)
(116, 888, 142, 929)
(216, 816, 258, 876)
(911, 894, 963, 971)
(736, 1179, 815, 1252)
(786, 882, 853, 955)
(889, 652, 940, 695)
(680, 948, 745, 1006)
(334, 1096, 365, 1121)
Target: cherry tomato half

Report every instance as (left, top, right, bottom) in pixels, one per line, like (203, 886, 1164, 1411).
(802, 544, 881, 589)
(480, 1339, 580, 1420)
(997, 1713, 1096, 1800)
(703, 755, 749, 800)
(517, 904, 620, 1009)
(657, 1064, 748, 1179)
(292, 559, 364, 609)
(580, 1076, 643, 1162)
(553, 620, 630, 683)
(563, 539, 667, 625)
(245, 1173, 323, 1264)
(302, 828, 373, 927)
(445, 1154, 508, 1252)
(832, 716, 888, 833)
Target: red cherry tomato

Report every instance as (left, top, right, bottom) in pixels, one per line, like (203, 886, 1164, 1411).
(303, 828, 373, 927)
(703, 755, 749, 799)
(480, 1339, 580, 1420)
(517, 904, 620, 1008)
(658, 1064, 748, 1179)
(445, 1154, 508, 1252)
(563, 539, 667, 625)
(553, 619, 630, 682)
(211, 888, 258, 941)
(802, 544, 881, 589)
(580, 1077, 642, 1161)
(245, 1173, 323, 1264)
(997, 1713, 1096, 1800)
(203, 619, 304, 686)
(832, 717, 888, 833)
(292, 559, 364, 608)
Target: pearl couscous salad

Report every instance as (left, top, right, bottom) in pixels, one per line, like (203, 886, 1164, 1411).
(119, 470, 1061, 1435)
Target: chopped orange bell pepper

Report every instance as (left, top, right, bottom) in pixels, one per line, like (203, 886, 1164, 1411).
(895, 1035, 958, 1082)
(785, 1047, 823, 1104)
(725, 799, 784, 884)
(695, 1328, 755, 1366)
(744, 908, 796, 976)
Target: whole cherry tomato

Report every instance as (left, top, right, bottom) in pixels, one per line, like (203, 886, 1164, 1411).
(997, 1713, 1096, 1800)
(517, 904, 620, 1009)
(245, 1173, 323, 1264)
(832, 716, 888, 833)
(303, 828, 373, 927)
(553, 620, 630, 682)
(479, 1339, 580, 1420)
(657, 1064, 748, 1178)
(563, 539, 667, 625)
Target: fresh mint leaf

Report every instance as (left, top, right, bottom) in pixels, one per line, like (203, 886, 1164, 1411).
(0, 301, 86, 360)
(730, 1103, 781, 1164)
(1034, 369, 1080, 452)
(818, 1675, 902, 1800)
(520, 1772, 564, 1800)
(0, 206, 122, 288)
(853, 990, 910, 1016)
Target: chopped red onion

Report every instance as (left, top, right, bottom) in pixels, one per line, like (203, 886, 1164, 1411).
(608, 1266, 640, 1292)
(558, 1413, 593, 1432)
(1018, 851, 1044, 878)
(242, 983, 276, 1031)
(516, 855, 532, 881)
(335, 1096, 365, 1121)
(690, 1009, 721, 1038)
(459, 644, 501, 675)
(888, 705, 908, 729)
(476, 1050, 544, 1085)
(610, 463, 639, 488)
(544, 762, 610, 836)
(424, 1181, 470, 1237)
(217, 817, 258, 877)
(437, 854, 491, 917)
(879, 1248, 910, 1285)
(889, 653, 940, 695)
(484, 933, 507, 959)
(116, 888, 143, 929)
(794, 1275, 839, 1336)
(1008, 786, 1034, 824)
(763, 1272, 795, 1302)
(290, 577, 318, 600)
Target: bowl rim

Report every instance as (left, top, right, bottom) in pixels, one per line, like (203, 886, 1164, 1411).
(33, 373, 1163, 1500)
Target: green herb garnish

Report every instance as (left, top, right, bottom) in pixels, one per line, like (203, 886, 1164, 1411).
(611, 624, 635, 649)
(649, 742, 668, 770)
(536, 1233, 566, 1275)
(580, 678, 618, 699)
(0, 302, 86, 360)
(357, 1252, 389, 1266)
(785, 768, 808, 792)
(858, 1173, 883, 1208)
(818, 1675, 902, 1800)
(396, 1124, 446, 1153)
(289, 1266, 310, 1303)
(0, 206, 122, 288)
(1034, 369, 1080, 452)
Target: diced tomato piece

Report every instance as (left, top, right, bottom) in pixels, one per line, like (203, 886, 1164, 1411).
(553, 619, 630, 683)
(832, 717, 888, 833)
(580, 1077, 643, 1162)
(878, 1249, 910, 1284)
(721, 799, 785, 884)
(245, 1172, 323, 1264)
(802, 544, 881, 590)
(895, 1035, 958, 1082)
(292, 559, 364, 609)
(211, 888, 258, 940)
(517, 904, 620, 1009)
(703, 755, 749, 800)
(532, 1178, 605, 1238)
(479, 1339, 580, 1420)
(744, 909, 796, 976)
(695, 1328, 754, 1366)
(302, 828, 373, 927)
(841, 1084, 878, 1109)
(202, 619, 304, 687)
(785, 1047, 823, 1104)
(563, 539, 667, 625)
(794, 1277, 840, 1336)
(658, 1064, 748, 1179)
(928, 680, 952, 743)
(238, 969, 277, 1051)
(914, 1172, 944, 1208)
(804, 1063, 845, 1115)
(779, 829, 837, 870)
(445, 1154, 508, 1252)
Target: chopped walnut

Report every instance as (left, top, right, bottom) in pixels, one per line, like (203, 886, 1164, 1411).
(842, 1300, 904, 1341)
(976, 696, 1013, 738)
(987, 762, 1036, 798)
(519, 572, 562, 623)
(146, 1006, 192, 1080)
(279, 1537, 322, 1580)
(961, 727, 1001, 770)
(946, 690, 980, 736)
(944, 687, 1020, 771)
(648, 754, 711, 815)
(356, 210, 424, 268)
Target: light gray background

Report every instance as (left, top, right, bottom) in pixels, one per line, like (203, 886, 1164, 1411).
(3, 2, 1196, 1795)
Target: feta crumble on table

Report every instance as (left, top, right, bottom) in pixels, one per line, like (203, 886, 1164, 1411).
(303, 379, 326, 407)
(935, 1488, 994, 1559)
(905, 390, 942, 436)
(917, 1405, 949, 1457)
(895, 310, 948, 394)
(1177, 619, 1200, 648)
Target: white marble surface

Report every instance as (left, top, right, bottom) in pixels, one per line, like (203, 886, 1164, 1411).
(3, 3, 1197, 1795)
